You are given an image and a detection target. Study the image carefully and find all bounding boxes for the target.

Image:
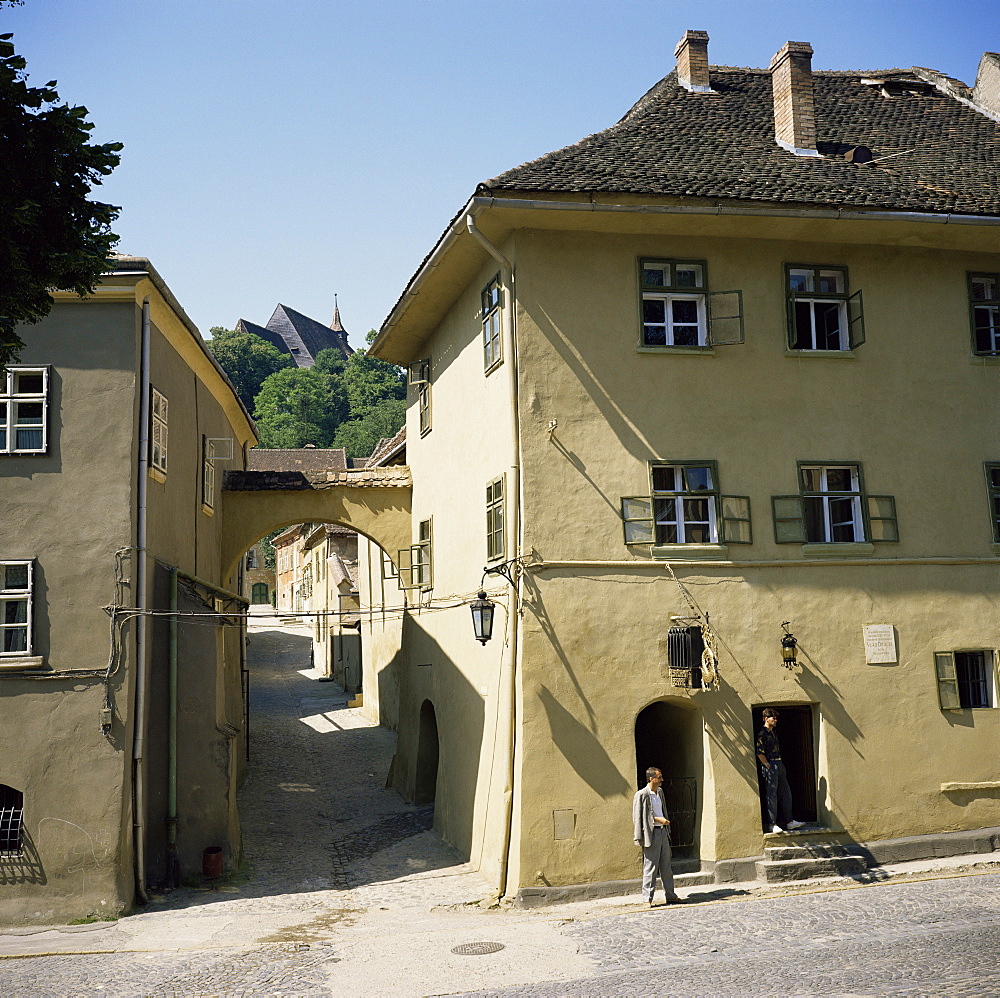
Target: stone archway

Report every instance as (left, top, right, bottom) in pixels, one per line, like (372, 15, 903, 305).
(220, 466, 412, 580)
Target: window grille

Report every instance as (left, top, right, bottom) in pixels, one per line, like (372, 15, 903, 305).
(0, 785, 24, 855)
(667, 624, 705, 689)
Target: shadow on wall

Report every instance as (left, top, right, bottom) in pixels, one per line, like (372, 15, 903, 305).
(385, 613, 486, 859)
(538, 685, 631, 800)
(0, 830, 46, 886)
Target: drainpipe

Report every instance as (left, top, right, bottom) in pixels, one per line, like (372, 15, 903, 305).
(165, 566, 179, 888)
(132, 299, 151, 903)
(466, 214, 522, 899)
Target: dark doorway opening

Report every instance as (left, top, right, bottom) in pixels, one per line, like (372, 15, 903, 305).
(634, 701, 702, 858)
(251, 582, 269, 604)
(414, 699, 439, 807)
(752, 703, 818, 830)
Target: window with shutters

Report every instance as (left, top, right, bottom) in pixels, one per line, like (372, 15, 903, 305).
(621, 462, 751, 547)
(482, 275, 503, 372)
(639, 259, 743, 350)
(935, 650, 996, 710)
(0, 367, 49, 455)
(969, 273, 1000, 356)
(772, 462, 897, 544)
(409, 359, 431, 436)
(202, 436, 216, 512)
(397, 519, 433, 591)
(785, 264, 864, 352)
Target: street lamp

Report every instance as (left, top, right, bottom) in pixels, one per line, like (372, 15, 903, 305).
(470, 591, 496, 645)
(780, 621, 798, 669)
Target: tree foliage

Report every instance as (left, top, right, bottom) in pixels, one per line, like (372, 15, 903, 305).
(253, 366, 348, 448)
(340, 351, 406, 421)
(334, 399, 406, 459)
(0, 33, 122, 364)
(206, 326, 293, 411)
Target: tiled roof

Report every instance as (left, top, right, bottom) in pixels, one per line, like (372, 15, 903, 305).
(236, 318, 289, 356)
(247, 448, 348, 473)
(484, 67, 1000, 216)
(363, 426, 406, 468)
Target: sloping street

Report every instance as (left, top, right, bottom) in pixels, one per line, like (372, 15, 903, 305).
(1, 620, 998, 997)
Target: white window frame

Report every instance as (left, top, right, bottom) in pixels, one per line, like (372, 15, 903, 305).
(787, 265, 864, 352)
(150, 387, 168, 476)
(409, 359, 431, 436)
(1, 561, 33, 657)
(486, 476, 505, 561)
(0, 367, 49, 455)
(801, 465, 864, 543)
(640, 260, 709, 348)
(970, 273, 1000, 356)
(650, 463, 718, 544)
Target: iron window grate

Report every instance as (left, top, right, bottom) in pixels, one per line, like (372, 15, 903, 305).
(0, 803, 24, 854)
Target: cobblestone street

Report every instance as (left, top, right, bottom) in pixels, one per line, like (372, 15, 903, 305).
(1, 620, 999, 996)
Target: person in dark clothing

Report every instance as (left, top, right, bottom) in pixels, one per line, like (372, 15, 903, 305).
(756, 708, 805, 833)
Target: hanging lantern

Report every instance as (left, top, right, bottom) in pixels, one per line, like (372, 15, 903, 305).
(781, 622, 798, 669)
(470, 591, 496, 645)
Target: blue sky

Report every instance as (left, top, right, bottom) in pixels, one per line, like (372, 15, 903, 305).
(5, 0, 994, 347)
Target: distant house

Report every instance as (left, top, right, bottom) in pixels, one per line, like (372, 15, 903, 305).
(1, 256, 257, 923)
(236, 303, 353, 368)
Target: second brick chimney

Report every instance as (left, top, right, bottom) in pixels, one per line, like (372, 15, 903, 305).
(770, 41, 822, 157)
(675, 30, 713, 93)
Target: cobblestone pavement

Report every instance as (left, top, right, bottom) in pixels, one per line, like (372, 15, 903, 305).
(3, 622, 999, 996)
(455, 873, 1000, 997)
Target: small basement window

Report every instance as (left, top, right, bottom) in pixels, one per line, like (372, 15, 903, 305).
(0, 784, 24, 855)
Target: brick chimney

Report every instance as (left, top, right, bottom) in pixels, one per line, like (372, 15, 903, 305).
(675, 30, 712, 93)
(973, 51, 1000, 118)
(770, 41, 822, 157)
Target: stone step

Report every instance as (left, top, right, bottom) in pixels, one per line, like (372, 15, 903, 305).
(765, 843, 857, 861)
(756, 853, 868, 883)
(675, 870, 716, 888)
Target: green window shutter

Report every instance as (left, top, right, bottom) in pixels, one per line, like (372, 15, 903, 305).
(707, 290, 744, 345)
(622, 496, 653, 544)
(866, 494, 898, 542)
(772, 495, 805, 543)
(719, 494, 752, 543)
(785, 295, 797, 349)
(935, 652, 962, 710)
(848, 289, 865, 348)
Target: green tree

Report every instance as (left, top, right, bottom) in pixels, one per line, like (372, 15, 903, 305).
(206, 326, 293, 411)
(253, 366, 347, 448)
(340, 333, 405, 421)
(333, 399, 406, 459)
(0, 33, 122, 364)
(313, 347, 346, 378)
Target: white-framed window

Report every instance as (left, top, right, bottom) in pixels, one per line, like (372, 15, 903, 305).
(970, 273, 1000, 355)
(202, 436, 216, 511)
(786, 265, 864, 351)
(641, 260, 708, 347)
(935, 650, 997, 709)
(621, 462, 752, 546)
(150, 388, 168, 475)
(772, 463, 898, 544)
(409, 359, 431, 435)
(0, 367, 49, 455)
(486, 476, 505, 561)
(1, 561, 32, 656)
(482, 275, 502, 371)
(639, 259, 743, 348)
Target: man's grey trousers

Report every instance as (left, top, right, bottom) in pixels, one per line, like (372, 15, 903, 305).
(641, 826, 675, 901)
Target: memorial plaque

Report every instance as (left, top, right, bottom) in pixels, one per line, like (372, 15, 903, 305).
(864, 624, 897, 664)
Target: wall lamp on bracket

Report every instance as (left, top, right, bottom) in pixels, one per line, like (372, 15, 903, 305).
(780, 621, 798, 669)
(470, 592, 496, 645)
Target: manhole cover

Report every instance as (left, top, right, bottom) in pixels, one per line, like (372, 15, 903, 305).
(451, 941, 506, 956)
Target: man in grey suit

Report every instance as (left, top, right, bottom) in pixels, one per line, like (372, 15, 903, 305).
(633, 766, 682, 906)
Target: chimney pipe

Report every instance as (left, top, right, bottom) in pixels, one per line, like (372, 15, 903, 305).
(770, 41, 822, 157)
(675, 30, 712, 93)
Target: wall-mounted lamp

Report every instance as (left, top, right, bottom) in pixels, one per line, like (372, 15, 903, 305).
(780, 621, 798, 669)
(470, 591, 496, 645)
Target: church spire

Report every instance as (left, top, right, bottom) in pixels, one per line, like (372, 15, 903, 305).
(331, 294, 345, 333)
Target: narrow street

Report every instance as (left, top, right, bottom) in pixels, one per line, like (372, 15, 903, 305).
(1, 621, 999, 996)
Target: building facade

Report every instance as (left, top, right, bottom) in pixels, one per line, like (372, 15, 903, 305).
(0, 258, 256, 922)
(365, 37, 1000, 899)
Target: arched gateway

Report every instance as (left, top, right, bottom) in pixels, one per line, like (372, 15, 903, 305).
(221, 465, 412, 578)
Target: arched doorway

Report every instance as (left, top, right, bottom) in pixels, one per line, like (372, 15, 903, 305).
(414, 700, 439, 806)
(634, 700, 703, 858)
